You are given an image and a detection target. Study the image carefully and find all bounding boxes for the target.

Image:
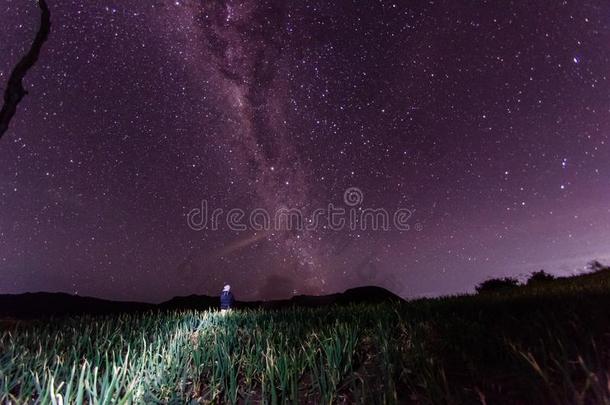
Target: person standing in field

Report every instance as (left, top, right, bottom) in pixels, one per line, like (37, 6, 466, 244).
(220, 284, 234, 313)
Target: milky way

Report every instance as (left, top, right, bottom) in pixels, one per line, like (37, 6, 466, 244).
(1, 0, 610, 302)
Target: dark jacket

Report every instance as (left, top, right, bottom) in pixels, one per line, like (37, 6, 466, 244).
(220, 291, 234, 309)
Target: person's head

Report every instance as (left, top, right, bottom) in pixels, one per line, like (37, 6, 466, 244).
(222, 284, 231, 292)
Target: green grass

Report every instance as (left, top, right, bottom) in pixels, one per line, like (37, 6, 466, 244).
(2, 271, 610, 404)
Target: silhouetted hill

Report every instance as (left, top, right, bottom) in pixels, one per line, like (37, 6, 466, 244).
(0, 292, 154, 319)
(232, 286, 402, 310)
(159, 294, 218, 310)
(279, 286, 401, 307)
(0, 286, 402, 319)
(159, 286, 402, 310)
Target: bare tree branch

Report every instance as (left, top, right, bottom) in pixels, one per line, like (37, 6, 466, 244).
(0, 0, 51, 139)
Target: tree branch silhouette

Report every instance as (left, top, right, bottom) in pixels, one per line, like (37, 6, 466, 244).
(0, 0, 51, 139)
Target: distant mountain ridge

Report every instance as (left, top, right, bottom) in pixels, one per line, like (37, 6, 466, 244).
(0, 286, 402, 319)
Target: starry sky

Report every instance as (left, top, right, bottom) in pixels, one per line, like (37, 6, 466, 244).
(1, 0, 610, 302)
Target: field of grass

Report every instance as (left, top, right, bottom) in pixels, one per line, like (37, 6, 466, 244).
(2, 271, 610, 404)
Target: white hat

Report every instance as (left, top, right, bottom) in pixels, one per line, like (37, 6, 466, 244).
(223, 284, 231, 292)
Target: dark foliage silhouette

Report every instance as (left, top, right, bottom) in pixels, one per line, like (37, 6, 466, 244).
(475, 276, 519, 294)
(527, 270, 555, 285)
(0, 0, 50, 139)
(588, 260, 609, 273)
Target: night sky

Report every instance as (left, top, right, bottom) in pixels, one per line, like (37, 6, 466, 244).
(1, 0, 610, 302)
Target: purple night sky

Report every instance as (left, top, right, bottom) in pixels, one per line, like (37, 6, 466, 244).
(1, 0, 610, 302)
